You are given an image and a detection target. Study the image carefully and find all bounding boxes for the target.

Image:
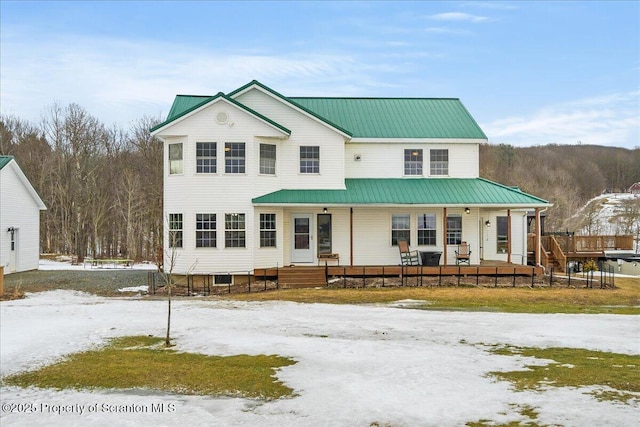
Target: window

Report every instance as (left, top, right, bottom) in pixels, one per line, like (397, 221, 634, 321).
(225, 142, 245, 173)
(430, 149, 449, 176)
(446, 215, 462, 245)
(260, 144, 276, 175)
(168, 143, 183, 174)
(260, 213, 276, 247)
(404, 149, 423, 175)
(168, 213, 183, 248)
(317, 214, 332, 254)
(300, 146, 319, 174)
(391, 214, 411, 245)
(196, 142, 216, 173)
(417, 214, 437, 245)
(225, 213, 246, 247)
(497, 216, 508, 253)
(196, 214, 216, 248)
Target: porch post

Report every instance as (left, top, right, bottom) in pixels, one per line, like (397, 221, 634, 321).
(443, 207, 448, 265)
(350, 207, 354, 266)
(507, 209, 512, 264)
(535, 208, 541, 266)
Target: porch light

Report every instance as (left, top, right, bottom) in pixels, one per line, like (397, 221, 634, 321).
(323, 207, 328, 213)
(465, 207, 470, 214)
(485, 220, 491, 227)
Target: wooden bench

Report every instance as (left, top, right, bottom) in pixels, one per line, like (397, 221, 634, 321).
(317, 253, 340, 265)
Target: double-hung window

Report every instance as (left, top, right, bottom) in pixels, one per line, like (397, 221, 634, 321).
(168, 143, 183, 174)
(225, 213, 246, 247)
(430, 149, 448, 176)
(196, 214, 216, 248)
(260, 213, 277, 247)
(300, 146, 319, 174)
(196, 142, 216, 173)
(169, 213, 183, 248)
(391, 214, 411, 245)
(260, 144, 276, 175)
(446, 215, 462, 245)
(225, 142, 245, 173)
(418, 214, 437, 245)
(404, 149, 423, 175)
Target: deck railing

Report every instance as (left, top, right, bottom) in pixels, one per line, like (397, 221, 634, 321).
(551, 235, 633, 253)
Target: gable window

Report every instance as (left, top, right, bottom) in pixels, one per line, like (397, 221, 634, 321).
(260, 144, 276, 175)
(260, 213, 277, 247)
(225, 213, 246, 247)
(168, 213, 183, 248)
(300, 146, 320, 174)
(196, 214, 216, 248)
(404, 149, 423, 175)
(418, 214, 436, 245)
(430, 149, 449, 176)
(168, 143, 183, 174)
(225, 142, 245, 173)
(497, 216, 508, 253)
(196, 142, 217, 173)
(391, 214, 410, 246)
(446, 215, 462, 245)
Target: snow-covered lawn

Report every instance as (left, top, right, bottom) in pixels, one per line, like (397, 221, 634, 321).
(1, 291, 638, 426)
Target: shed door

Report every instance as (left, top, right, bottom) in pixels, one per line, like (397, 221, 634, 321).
(291, 214, 314, 263)
(8, 228, 17, 273)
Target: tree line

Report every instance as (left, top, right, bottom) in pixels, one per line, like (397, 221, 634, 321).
(1, 104, 162, 262)
(480, 143, 640, 233)
(2, 104, 638, 262)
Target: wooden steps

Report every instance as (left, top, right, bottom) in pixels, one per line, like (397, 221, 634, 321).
(277, 266, 327, 288)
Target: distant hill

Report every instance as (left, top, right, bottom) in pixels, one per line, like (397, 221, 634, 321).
(479, 144, 640, 232)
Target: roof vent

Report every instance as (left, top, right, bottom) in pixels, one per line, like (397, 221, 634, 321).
(216, 111, 229, 125)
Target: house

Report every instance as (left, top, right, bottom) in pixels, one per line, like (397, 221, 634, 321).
(0, 156, 47, 273)
(629, 182, 640, 195)
(150, 80, 550, 278)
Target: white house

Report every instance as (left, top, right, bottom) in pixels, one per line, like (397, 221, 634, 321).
(151, 81, 550, 278)
(0, 156, 47, 273)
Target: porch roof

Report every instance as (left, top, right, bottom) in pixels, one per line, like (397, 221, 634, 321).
(252, 178, 550, 207)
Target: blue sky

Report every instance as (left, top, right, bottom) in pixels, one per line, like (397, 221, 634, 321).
(1, 1, 638, 148)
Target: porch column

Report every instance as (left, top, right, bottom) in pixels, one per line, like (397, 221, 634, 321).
(350, 207, 354, 266)
(507, 209, 512, 264)
(535, 208, 541, 266)
(443, 207, 448, 265)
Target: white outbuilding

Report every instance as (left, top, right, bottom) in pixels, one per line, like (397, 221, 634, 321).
(0, 155, 47, 273)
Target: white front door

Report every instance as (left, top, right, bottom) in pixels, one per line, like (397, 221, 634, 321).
(8, 228, 17, 273)
(291, 214, 314, 263)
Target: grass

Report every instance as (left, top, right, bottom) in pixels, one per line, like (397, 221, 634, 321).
(486, 345, 640, 404)
(226, 277, 640, 314)
(2, 336, 296, 400)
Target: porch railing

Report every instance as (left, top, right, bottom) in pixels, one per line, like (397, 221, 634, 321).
(551, 235, 633, 253)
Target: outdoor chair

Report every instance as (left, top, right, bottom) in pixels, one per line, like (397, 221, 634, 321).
(398, 240, 420, 265)
(455, 241, 471, 265)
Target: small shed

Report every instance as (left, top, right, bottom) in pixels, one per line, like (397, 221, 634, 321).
(0, 156, 47, 273)
(628, 182, 640, 195)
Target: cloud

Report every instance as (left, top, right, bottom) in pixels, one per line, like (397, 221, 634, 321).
(428, 12, 491, 23)
(482, 91, 640, 148)
(0, 32, 359, 126)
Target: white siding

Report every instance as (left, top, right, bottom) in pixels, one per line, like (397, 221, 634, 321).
(0, 163, 42, 273)
(345, 142, 479, 178)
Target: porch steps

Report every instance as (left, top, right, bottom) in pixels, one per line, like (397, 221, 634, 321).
(278, 266, 327, 288)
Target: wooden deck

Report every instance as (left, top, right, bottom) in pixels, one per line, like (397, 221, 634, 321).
(255, 262, 543, 288)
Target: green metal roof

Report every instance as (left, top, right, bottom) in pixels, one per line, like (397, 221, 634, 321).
(289, 97, 487, 139)
(150, 92, 291, 135)
(153, 80, 486, 139)
(0, 155, 14, 170)
(252, 178, 549, 206)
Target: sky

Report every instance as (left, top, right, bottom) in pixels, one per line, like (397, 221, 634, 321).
(2, 289, 638, 426)
(0, 1, 638, 148)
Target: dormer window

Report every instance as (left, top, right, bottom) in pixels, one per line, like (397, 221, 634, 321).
(404, 149, 423, 175)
